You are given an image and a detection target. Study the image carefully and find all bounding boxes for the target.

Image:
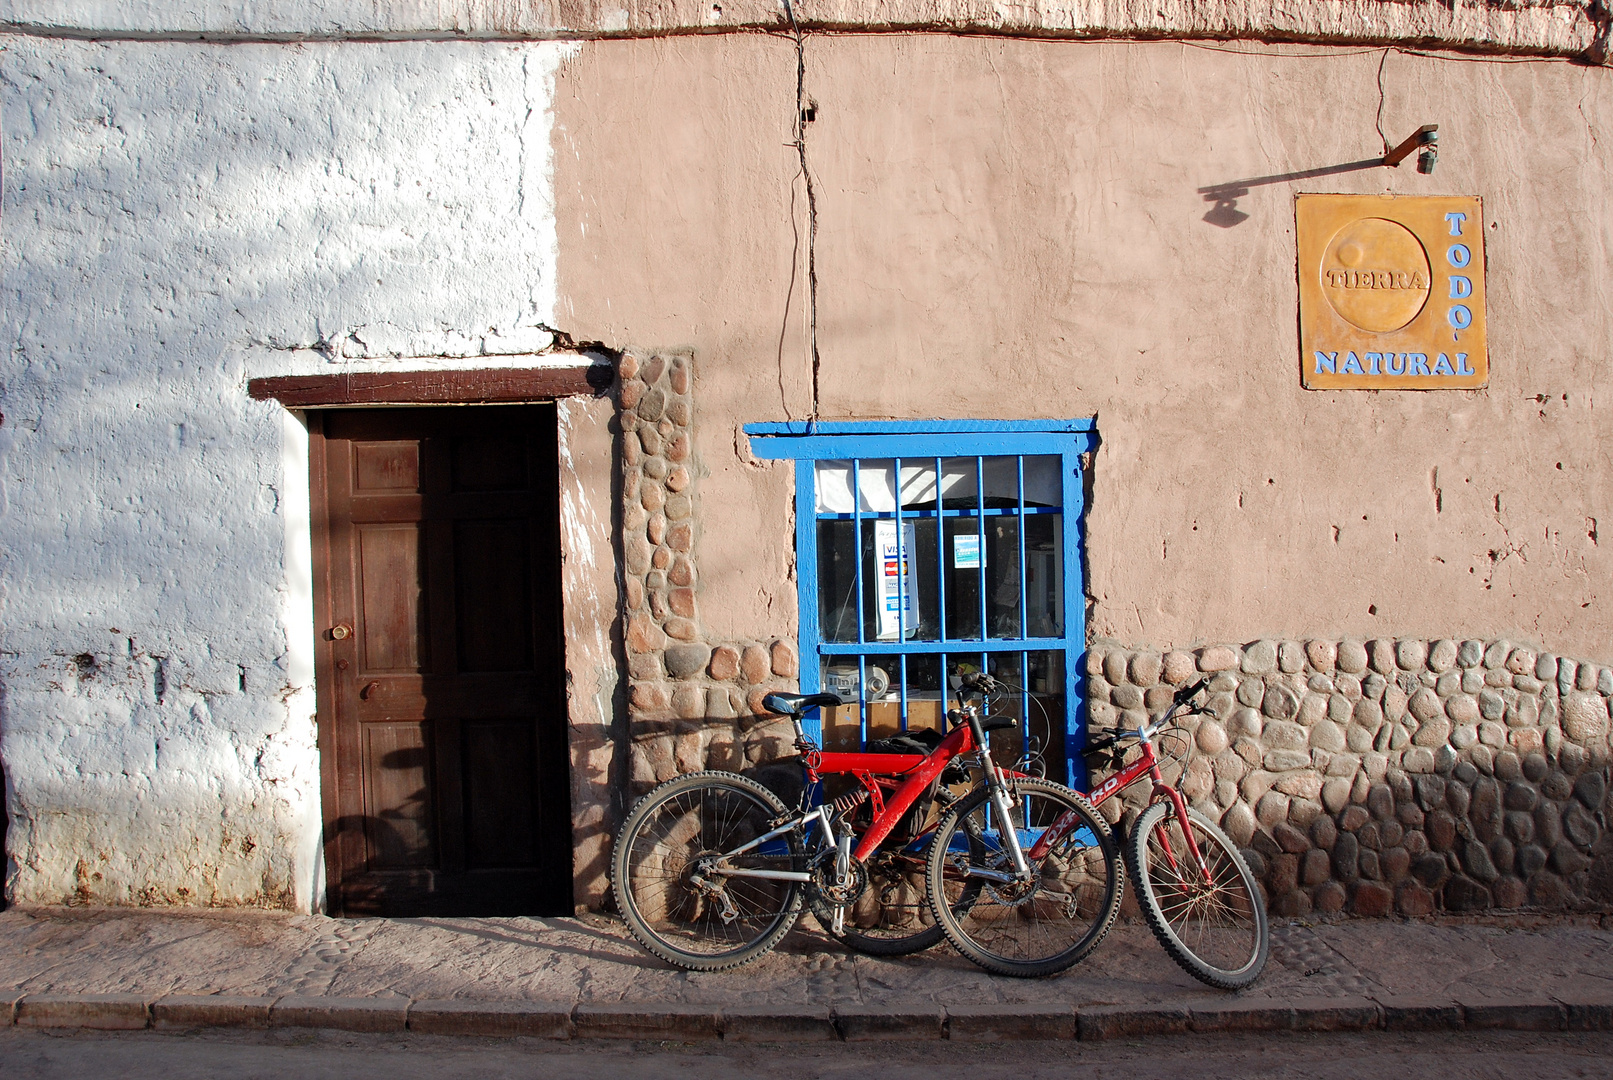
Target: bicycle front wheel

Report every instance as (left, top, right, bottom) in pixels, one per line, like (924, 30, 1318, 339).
(1127, 801, 1268, 989)
(926, 777, 1122, 978)
(612, 771, 803, 971)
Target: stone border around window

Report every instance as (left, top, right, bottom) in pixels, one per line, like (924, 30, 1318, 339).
(615, 351, 801, 801)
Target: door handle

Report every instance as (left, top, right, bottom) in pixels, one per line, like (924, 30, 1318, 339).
(330, 624, 353, 640)
(360, 681, 381, 700)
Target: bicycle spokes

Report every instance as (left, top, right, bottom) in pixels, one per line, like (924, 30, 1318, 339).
(1128, 804, 1267, 988)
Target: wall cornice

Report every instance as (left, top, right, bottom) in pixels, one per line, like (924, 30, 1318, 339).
(2, 0, 1606, 62)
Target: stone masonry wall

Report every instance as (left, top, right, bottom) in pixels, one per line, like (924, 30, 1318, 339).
(1087, 639, 1613, 917)
(617, 351, 801, 807)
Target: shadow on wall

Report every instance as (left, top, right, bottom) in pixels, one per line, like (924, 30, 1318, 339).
(1198, 156, 1385, 228)
(1088, 638, 1613, 918)
(314, 406, 572, 920)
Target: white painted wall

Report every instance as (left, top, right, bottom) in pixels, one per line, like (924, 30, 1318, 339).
(0, 36, 572, 909)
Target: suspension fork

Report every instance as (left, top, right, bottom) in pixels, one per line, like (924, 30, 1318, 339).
(1149, 780, 1214, 885)
(974, 716, 1033, 880)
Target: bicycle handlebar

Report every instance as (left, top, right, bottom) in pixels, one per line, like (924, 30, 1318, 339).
(958, 672, 998, 697)
(1174, 676, 1209, 704)
(1080, 676, 1211, 760)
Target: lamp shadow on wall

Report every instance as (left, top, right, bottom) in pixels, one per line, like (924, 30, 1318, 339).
(1198, 157, 1386, 228)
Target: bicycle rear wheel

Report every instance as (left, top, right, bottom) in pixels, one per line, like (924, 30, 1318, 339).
(805, 783, 963, 957)
(808, 847, 946, 956)
(1126, 801, 1268, 989)
(612, 771, 803, 971)
(926, 777, 1122, 977)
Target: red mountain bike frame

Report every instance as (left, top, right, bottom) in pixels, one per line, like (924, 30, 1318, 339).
(803, 720, 980, 863)
(1025, 727, 1209, 882)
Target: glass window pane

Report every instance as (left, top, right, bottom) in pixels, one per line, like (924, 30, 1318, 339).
(815, 459, 897, 513)
(817, 519, 861, 642)
(942, 515, 982, 640)
(982, 455, 1062, 508)
(820, 654, 946, 748)
(938, 457, 978, 509)
(985, 514, 1021, 640)
(805, 442, 1074, 756)
(985, 652, 1026, 768)
(1026, 513, 1064, 638)
(898, 459, 940, 510)
(872, 518, 921, 641)
(901, 654, 945, 737)
(1026, 650, 1067, 782)
(818, 520, 944, 643)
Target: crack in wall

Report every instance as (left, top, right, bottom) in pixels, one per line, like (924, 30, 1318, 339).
(781, 0, 822, 420)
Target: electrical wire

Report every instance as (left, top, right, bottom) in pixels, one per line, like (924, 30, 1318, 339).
(1376, 47, 1391, 156)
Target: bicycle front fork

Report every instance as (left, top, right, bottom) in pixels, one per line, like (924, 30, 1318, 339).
(985, 763, 1034, 880)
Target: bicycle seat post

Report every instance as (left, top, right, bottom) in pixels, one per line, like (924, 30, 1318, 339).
(788, 710, 810, 750)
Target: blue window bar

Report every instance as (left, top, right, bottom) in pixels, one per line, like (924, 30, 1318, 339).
(745, 420, 1097, 789)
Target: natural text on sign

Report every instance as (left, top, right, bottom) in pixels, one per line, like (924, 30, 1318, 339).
(1296, 194, 1487, 390)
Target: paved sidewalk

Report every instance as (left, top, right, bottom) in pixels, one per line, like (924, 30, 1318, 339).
(0, 906, 1610, 1039)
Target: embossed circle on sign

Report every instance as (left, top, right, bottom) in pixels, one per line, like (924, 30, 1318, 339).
(1321, 218, 1431, 333)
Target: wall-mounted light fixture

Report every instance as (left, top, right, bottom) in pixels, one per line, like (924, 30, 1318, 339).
(1198, 123, 1443, 228)
(1383, 124, 1439, 174)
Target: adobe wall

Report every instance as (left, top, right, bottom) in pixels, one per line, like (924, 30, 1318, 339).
(0, 36, 577, 910)
(590, 348, 1613, 916)
(556, 35, 1613, 912)
(555, 34, 1613, 659)
(1089, 639, 1613, 916)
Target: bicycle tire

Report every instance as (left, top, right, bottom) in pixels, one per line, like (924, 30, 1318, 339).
(1126, 801, 1269, 990)
(803, 781, 967, 956)
(926, 777, 1123, 978)
(612, 770, 804, 971)
(807, 845, 948, 956)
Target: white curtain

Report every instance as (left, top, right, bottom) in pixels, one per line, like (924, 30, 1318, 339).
(814, 456, 1061, 513)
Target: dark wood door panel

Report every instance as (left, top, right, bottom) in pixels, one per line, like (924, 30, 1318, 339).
(463, 720, 539, 868)
(344, 492, 539, 522)
(349, 676, 545, 718)
(356, 524, 427, 673)
(361, 720, 437, 870)
(315, 405, 571, 918)
(454, 520, 533, 673)
(352, 441, 422, 493)
(451, 436, 529, 491)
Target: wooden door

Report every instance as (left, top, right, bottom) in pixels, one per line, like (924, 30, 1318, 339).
(312, 406, 572, 916)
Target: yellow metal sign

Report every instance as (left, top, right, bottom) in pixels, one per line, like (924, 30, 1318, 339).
(1297, 194, 1486, 390)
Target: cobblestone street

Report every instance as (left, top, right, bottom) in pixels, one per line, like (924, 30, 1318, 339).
(0, 905, 1610, 1010)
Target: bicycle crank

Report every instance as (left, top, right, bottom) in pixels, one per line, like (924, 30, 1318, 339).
(808, 857, 869, 935)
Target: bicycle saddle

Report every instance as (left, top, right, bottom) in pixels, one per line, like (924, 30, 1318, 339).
(761, 691, 843, 717)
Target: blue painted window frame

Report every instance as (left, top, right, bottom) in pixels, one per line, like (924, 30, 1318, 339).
(745, 418, 1097, 788)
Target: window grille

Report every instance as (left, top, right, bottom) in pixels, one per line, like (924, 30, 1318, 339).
(746, 420, 1096, 788)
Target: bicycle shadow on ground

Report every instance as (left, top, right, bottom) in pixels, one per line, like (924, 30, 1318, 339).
(389, 916, 669, 970)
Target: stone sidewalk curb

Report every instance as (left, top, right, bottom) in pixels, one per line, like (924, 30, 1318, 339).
(1, 992, 1609, 1040)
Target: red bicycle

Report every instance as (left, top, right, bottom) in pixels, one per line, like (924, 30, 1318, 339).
(1076, 676, 1269, 989)
(612, 674, 1122, 975)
